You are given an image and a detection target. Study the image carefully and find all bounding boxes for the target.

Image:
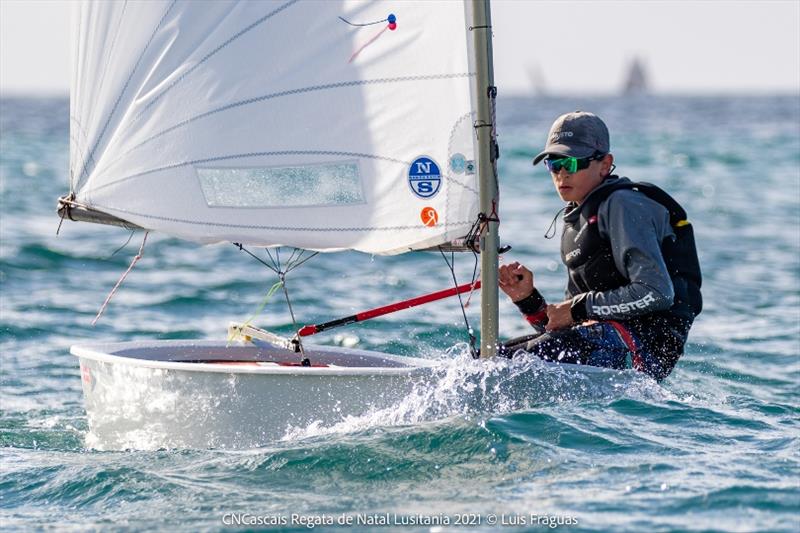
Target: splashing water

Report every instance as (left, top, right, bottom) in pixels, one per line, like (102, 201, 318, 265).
(281, 344, 667, 442)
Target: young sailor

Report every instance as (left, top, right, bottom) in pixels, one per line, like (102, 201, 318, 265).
(499, 111, 702, 381)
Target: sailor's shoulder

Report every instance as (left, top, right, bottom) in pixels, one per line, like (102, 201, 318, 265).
(601, 186, 667, 214)
(597, 186, 672, 236)
(605, 187, 665, 207)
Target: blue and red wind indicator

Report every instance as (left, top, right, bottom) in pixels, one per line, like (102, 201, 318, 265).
(340, 13, 399, 63)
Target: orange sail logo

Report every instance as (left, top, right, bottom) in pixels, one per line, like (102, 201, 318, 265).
(420, 207, 438, 227)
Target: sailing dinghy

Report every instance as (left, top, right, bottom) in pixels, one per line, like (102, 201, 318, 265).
(60, 0, 501, 448)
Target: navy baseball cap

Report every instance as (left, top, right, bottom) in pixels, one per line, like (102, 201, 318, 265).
(533, 111, 610, 165)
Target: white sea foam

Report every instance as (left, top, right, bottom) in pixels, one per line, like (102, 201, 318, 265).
(280, 344, 663, 442)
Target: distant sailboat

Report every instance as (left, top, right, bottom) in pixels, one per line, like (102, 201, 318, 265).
(623, 57, 649, 95)
(526, 63, 547, 96)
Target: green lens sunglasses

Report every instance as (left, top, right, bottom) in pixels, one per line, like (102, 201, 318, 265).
(544, 152, 606, 174)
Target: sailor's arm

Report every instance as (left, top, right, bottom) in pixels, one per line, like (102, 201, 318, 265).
(571, 190, 676, 322)
(499, 262, 548, 332)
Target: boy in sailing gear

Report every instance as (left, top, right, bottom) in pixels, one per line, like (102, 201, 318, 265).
(498, 112, 702, 381)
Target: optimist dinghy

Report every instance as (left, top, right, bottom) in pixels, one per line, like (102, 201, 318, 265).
(60, 0, 501, 449)
(74, 338, 438, 449)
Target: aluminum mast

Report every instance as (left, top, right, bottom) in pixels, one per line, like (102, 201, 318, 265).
(471, 0, 499, 357)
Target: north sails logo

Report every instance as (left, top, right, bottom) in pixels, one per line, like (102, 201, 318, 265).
(592, 292, 656, 316)
(550, 131, 574, 142)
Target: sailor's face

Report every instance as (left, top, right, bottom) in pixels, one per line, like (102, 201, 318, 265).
(550, 155, 612, 204)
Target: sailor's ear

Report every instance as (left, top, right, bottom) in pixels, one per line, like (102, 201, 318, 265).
(601, 153, 614, 177)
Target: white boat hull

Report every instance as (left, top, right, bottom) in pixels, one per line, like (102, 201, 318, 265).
(73, 340, 438, 450)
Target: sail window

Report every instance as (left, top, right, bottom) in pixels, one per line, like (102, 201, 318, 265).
(196, 162, 364, 208)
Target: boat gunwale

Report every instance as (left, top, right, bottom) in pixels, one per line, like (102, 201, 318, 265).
(71, 340, 440, 376)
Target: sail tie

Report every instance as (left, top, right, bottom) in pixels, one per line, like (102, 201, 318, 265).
(92, 231, 149, 326)
(56, 192, 75, 219)
(56, 192, 83, 235)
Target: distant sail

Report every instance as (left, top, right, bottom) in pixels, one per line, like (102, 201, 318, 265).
(69, 1, 480, 255)
(623, 57, 649, 94)
(526, 63, 547, 96)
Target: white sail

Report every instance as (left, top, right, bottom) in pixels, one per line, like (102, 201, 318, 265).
(69, 0, 480, 255)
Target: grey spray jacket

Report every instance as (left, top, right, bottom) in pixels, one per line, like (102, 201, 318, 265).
(562, 176, 702, 323)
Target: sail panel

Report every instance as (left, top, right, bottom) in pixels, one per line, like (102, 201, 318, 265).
(70, 0, 479, 254)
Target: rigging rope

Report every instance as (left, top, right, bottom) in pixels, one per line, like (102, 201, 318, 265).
(235, 242, 484, 359)
(232, 243, 318, 361)
(55, 192, 75, 235)
(108, 230, 136, 258)
(226, 279, 284, 344)
(439, 248, 480, 358)
(92, 231, 149, 326)
(279, 272, 306, 358)
(240, 281, 284, 329)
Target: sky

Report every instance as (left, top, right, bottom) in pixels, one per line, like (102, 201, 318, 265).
(1, 0, 799, 96)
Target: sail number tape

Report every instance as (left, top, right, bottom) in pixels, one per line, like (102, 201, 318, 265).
(408, 156, 442, 199)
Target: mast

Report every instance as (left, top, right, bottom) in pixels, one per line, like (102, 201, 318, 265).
(471, 0, 499, 358)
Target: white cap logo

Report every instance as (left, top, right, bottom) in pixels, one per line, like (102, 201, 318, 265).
(551, 131, 574, 142)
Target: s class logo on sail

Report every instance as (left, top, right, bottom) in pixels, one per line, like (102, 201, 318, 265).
(408, 156, 442, 199)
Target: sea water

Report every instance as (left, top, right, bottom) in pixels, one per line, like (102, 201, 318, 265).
(1, 95, 798, 531)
